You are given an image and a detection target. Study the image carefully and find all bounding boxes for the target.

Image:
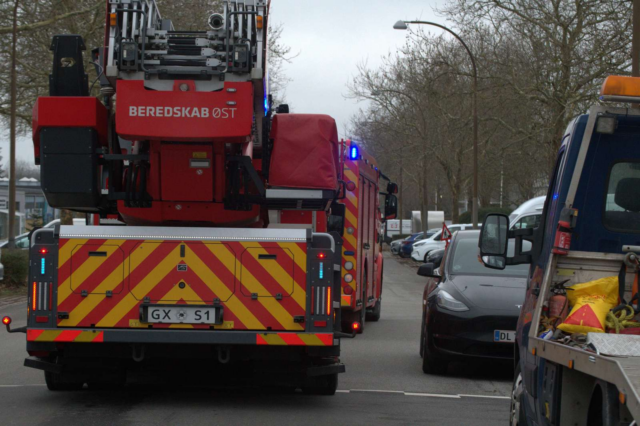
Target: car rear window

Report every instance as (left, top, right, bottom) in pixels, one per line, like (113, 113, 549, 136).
(604, 162, 640, 233)
(450, 238, 530, 277)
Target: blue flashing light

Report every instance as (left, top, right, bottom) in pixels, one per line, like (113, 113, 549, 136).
(319, 262, 324, 279)
(553, 193, 559, 201)
(40, 258, 45, 275)
(264, 97, 269, 112)
(349, 145, 359, 160)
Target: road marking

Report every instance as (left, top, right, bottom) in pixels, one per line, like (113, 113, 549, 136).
(338, 390, 508, 400)
(0, 385, 45, 388)
(350, 389, 404, 394)
(404, 392, 461, 399)
(459, 394, 511, 400)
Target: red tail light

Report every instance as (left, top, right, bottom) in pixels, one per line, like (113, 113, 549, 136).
(2, 316, 11, 325)
(327, 287, 331, 315)
(313, 320, 327, 327)
(317, 252, 326, 259)
(344, 286, 353, 295)
(36, 316, 49, 323)
(352, 322, 361, 331)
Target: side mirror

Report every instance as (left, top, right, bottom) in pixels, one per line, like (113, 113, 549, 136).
(387, 182, 399, 195)
(418, 263, 440, 278)
(385, 195, 398, 220)
(479, 214, 509, 270)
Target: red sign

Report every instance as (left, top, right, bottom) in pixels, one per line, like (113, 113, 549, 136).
(442, 222, 452, 249)
(116, 80, 254, 142)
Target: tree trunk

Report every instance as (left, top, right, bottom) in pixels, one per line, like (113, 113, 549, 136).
(7, 0, 19, 249)
(421, 157, 429, 233)
(398, 157, 404, 234)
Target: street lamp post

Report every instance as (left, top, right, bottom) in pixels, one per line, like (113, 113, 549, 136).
(394, 20, 479, 229)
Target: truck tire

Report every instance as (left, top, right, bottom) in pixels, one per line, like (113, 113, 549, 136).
(366, 298, 381, 322)
(45, 371, 84, 391)
(587, 380, 620, 426)
(357, 272, 367, 334)
(510, 363, 526, 426)
(366, 267, 382, 322)
(302, 373, 338, 396)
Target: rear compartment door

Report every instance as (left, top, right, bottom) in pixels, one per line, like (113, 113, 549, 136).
(57, 236, 307, 332)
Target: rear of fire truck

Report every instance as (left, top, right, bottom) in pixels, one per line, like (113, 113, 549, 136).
(6, 0, 345, 394)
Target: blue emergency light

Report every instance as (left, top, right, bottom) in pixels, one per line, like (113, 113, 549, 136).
(349, 145, 359, 160)
(319, 263, 324, 279)
(41, 258, 46, 275)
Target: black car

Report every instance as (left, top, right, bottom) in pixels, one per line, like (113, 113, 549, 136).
(418, 230, 529, 375)
(425, 248, 445, 269)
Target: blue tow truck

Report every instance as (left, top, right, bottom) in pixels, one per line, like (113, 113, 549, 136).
(479, 76, 640, 425)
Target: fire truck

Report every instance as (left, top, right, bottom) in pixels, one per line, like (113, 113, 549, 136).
(2, 0, 398, 394)
(332, 140, 397, 333)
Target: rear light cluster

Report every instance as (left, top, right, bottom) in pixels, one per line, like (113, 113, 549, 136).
(32, 281, 53, 313)
(311, 286, 331, 316)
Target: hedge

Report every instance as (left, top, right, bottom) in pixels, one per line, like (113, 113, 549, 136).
(1, 249, 29, 287)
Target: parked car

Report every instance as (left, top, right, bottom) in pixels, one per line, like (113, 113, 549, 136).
(418, 230, 530, 374)
(425, 248, 445, 269)
(399, 229, 439, 257)
(509, 196, 545, 230)
(411, 224, 474, 262)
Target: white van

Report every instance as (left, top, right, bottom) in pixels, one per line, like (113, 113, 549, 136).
(509, 196, 546, 230)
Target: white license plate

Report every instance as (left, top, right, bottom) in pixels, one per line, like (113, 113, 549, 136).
(494, 330, 516, 343)
(145, 306, 221, 325)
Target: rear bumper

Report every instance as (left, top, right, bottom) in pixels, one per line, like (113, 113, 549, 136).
(26, 328, 337, 347)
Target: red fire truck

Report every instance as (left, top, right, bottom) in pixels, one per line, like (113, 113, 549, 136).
(333, 140, 398, 333)
(2, 0, 396, 394)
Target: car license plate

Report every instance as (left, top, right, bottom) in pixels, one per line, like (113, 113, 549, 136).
(142, 305, 222, 325)
(494, 330, 515, 343)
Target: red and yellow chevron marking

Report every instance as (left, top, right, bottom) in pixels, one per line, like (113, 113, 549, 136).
(339, 154, 359, 305)
(27, 329, 104, 342)
(56, 239, 307, 332)
(256, 333, 333, 346)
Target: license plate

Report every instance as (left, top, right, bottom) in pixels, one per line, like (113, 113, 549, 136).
(494, 330, 515, 343)
(142, 305, 222, 325)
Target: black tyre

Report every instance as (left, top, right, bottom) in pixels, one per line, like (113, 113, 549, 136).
(419, 310, 426, 358)
(421, 327, 448, 375)
(366, 298, 381, 322)
(587, 380, 620, 426)
(510, 363, 527, 426)
(367, 267, 383, 322)
(357, 272, 367, 334)
(45, 371, 84, 391)
(302, 373, 338, 396)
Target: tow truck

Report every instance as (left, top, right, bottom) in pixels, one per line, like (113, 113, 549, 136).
(2, 0, 397, 394)
(479, 76, 640, 424)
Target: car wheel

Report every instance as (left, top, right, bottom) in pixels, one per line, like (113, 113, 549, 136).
(419, 309, 426, 358)
(421, 326, 448, 375)
(510, 363, 526, 426)
(424, 253, 429, 263)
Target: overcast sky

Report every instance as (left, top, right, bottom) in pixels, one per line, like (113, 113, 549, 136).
(271, 0, 444, 137)
(3, 0, 445, 167)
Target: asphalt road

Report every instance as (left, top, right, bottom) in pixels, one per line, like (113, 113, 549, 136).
(0, 254, 511, 426)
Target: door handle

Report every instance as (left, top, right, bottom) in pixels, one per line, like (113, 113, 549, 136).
(364, 244, 371, 250)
